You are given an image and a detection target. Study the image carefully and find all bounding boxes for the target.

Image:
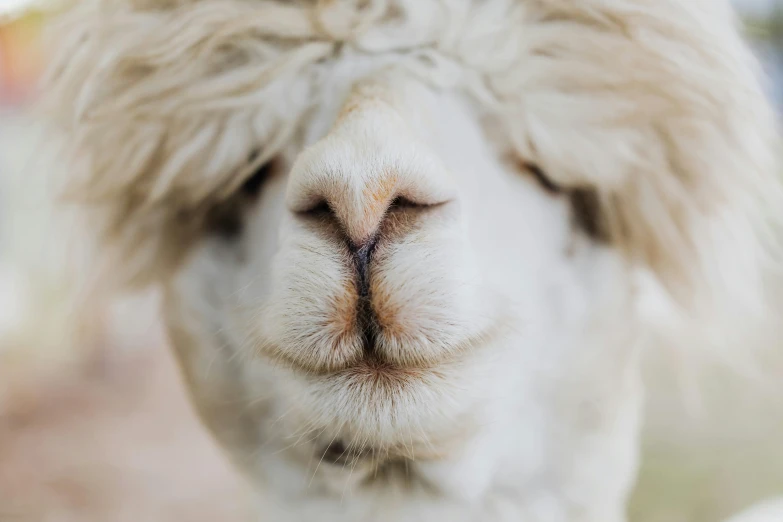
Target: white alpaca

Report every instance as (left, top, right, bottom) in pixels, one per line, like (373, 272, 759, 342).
(43, 1, 782, 521)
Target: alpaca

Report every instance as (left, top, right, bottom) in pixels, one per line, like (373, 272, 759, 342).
(43, 0, 783, 520)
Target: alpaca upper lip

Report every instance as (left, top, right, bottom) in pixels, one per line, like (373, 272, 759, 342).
(349, 235, 380, 356)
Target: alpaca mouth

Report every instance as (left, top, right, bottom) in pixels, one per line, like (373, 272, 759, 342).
(335, 356, 433, 387)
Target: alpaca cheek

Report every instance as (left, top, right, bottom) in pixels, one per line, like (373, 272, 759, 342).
(162, 295, 264, 476)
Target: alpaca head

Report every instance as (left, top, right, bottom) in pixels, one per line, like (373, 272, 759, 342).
(45, 0, 781, 517)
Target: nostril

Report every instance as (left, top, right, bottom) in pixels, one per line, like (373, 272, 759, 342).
(292, 189, 449, 246)
(388, 195, 437, 210)
(298, 199, 333, 218)
(389, 196, 417, 210)
(389, 195, 453, 215)
(299, 195, 430, 217)
(295, 195, 437, 231)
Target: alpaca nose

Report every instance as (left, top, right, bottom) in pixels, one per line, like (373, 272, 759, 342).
(285, 106, 455, 245)
(292, 169, 410, 245)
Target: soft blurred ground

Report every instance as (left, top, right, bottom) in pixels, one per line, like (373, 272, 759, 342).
(0, 321, 249, 522)
(0, 2, 782, 522)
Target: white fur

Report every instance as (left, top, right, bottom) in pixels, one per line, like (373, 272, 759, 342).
(42, 1, 782, 521)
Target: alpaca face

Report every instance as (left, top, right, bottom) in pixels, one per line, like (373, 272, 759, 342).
(163, 70, 640, 515)
(45, 0, 781, 518)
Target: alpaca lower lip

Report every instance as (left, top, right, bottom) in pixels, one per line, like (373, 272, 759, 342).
(334, 358, 431, 387)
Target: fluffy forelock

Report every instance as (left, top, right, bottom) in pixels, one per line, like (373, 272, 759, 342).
(43, 0, 782, 339)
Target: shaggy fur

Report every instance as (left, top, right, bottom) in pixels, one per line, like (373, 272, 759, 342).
(46, 0, 781, 307)
(43, 1, 782, 521)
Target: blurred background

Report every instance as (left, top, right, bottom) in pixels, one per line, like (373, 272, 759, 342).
(0, 1, 781, 521)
